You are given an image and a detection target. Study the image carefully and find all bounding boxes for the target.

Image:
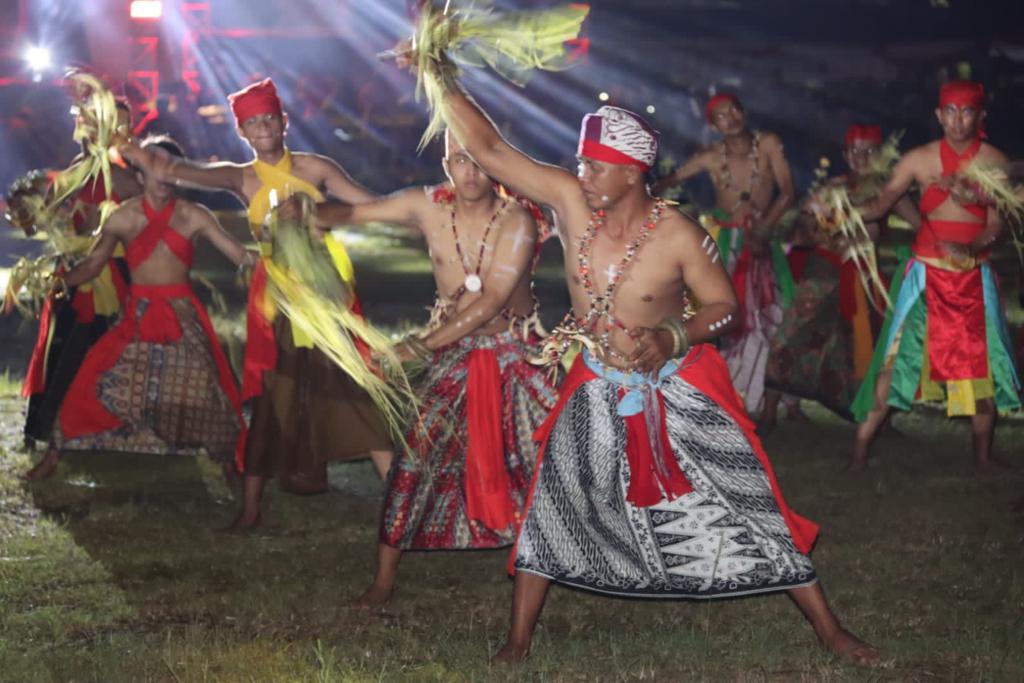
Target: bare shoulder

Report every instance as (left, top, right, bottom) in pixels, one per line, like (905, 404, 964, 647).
(105, 196, 142, 234)
(658, 204, 707, 248)
(978, 142, 1009, 167)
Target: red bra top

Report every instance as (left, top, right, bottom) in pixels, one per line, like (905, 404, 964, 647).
(913, 138, 988, 257)
(124, 199, 194, 270)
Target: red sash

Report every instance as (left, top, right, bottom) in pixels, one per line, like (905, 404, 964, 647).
(463, 348, 516, 531)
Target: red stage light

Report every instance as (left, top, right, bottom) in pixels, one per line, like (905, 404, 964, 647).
(130, 1, 163, 20)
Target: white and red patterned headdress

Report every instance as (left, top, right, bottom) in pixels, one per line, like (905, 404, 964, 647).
(577, 106, 658, 171)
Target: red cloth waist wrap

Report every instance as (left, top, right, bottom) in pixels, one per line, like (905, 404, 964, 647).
(509, 345, 819, 573)
(59, 283, 247, 469)
(463, 348, 516, 531)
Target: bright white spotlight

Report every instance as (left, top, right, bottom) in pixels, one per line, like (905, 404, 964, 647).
(24, 46, 52, 73)
(646, 105, 656, 114)
(598, 92, 610, 102)
(130, 0, 163, 19)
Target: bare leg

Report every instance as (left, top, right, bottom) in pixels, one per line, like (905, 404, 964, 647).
(222, 475, 266, 531)
(369, 450, 393, 480)
(20, 446, 60, 481)
(354, 542, 401, 608)
(784, 395, 810, 422)
(850, 369, 893, 471)
(493, 571, 551, 663)
(760, 390, 781, 434)
(789, 582, 879, 664)
(971, 399, 1007, 471)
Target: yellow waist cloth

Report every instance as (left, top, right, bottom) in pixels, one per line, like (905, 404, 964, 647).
(247, 150, 356, 348)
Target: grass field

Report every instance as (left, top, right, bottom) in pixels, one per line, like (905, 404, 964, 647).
(1, 222, 1023, 682)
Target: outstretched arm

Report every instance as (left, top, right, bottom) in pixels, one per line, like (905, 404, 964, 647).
(651, 153, 707, 196)
(62, 209, 127, 287)
(311, 154, 378, 205)
(119, 140, 245, 196)
(314, 188, 427, 231)
(442, 85, 580, 216)
(190, 203, 257, 268)
(859, 152, 917, 222)
(419, 208, 538, 350)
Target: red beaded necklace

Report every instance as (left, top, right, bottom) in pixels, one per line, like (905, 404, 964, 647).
(449, 196, 507, 296)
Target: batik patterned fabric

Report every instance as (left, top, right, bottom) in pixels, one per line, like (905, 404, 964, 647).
(381, 331, 558, 550)
(514, 346, 818, 598)
(54, 289, 242, 463)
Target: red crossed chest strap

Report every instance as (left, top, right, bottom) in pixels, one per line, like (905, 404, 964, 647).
(125, 199, 194, 270)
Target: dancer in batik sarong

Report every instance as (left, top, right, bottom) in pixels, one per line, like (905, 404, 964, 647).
(654, 93, 797, 418)
(18, 100, 141, 466)
(848, 81, 1020, 471)
(306, 130, 558, 605)
(120, 78, 391, 529)
(763, 124, 920, 422)
(22, 136, 256, 480)
(413, 58, 877, 663)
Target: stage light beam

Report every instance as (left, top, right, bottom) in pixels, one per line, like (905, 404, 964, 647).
(130, 1, 163, 20)
(24, 46, 52, 73)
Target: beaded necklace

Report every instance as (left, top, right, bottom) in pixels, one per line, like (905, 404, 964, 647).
(716, 131, 761, 215)
(575, 198, 666, 362)
(448, 197, 508, 298)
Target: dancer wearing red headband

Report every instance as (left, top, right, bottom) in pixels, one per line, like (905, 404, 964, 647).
(20, 100, 142, 480)
(120, 78, 393, 529)
(846, 81, 1020, 471)
(655, 93, 798, 421)
(764, 125, 920, 424)
(304, 131, 558, 607)
(415, 65, 877, 662)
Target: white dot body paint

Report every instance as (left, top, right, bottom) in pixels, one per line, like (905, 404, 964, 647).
(600, 195, 610, 202)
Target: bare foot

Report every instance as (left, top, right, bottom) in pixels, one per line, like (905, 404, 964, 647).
(976, 456, 1014, 473)
(352, 582, 393, 609)
(19, 452, 59, 481)
(219, 512, 262, 533)
(845, 455, 868, 473)
(821, 627, 879, 665)
(492, 640, 530, 664)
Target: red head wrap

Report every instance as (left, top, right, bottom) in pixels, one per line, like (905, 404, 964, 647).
(705, 93, 740, 124)
(578, 106, 658, 171)
(845, 124, 882, 147)
(228, 78, 283, 127)
(939, 80, 985, 110)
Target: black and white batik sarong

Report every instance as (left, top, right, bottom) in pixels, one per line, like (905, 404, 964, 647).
(514, 347, 818, 599)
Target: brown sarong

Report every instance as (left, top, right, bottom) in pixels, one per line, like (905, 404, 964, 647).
(243, 320, 392, 493)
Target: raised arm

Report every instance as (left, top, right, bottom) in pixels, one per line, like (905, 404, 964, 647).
(753, 133, 796, 239)
(651, 152, 708, 196)
(420, 206, 538, 350)
(443, 85, 580, 216)
(62, 208, 127, 287)
(119, 140, 245, 196)
(189, 202, 257, 268)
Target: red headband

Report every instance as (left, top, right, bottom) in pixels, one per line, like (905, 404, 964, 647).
(228, 78, 283, 127)
(705, 93, 740, 124)
(939, 80, 985, 110)
(845, 124, 882, 147)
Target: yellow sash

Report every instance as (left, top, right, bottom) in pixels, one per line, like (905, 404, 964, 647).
(247, 150, 356, 348)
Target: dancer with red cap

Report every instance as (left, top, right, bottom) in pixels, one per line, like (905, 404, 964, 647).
(844, 81, 1020, 471)
(23, 137, 255, 481)
(654, 93, 799, 421)
(120, 78, 393, 529)
(409, 59, 877, 663)
(306, 131, 558, 607)
(763, 124, 920, 423)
